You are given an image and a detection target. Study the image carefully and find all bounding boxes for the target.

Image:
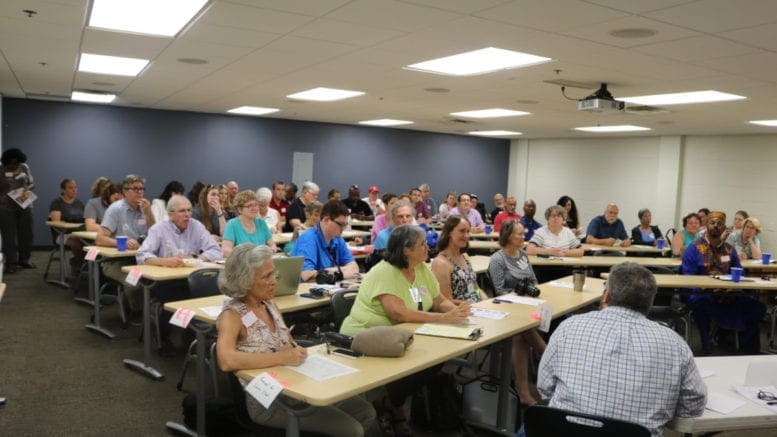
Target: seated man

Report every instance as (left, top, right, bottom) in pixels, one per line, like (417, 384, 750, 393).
(585, 203, 631, 247)
(681, 210, 767, 354)
(284, 181, 319, 232)
(342, 185, 374, 221)
(448, 193, 485, 233)
(490, 193, 505, 223)
(537, 262, 706, 436)
(362, 185, 385, 217)
(291, 200, 360, 282)
(492, 196, 520, 232)
(96, 174, 156, 320)
(373, 200, 414, 251)
(409, 187, 431, 224)
(519, 199, 542, 240)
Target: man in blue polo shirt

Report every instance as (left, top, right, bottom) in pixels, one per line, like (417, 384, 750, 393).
(292, 200, 360, 282)
(585, 203, 631, 247)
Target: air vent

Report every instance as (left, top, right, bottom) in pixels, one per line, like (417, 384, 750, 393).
(25, 92, 70, 102)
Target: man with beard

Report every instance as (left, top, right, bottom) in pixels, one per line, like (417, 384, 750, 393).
(681, 211, 766, 354)
(342, 185, 374, 221)
(585, 203, 631, 247)
(519, 199, 542, 241)
(492, 196, 520, 233)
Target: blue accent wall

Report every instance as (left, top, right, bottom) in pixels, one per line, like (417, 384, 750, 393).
(2, 97, 510, 245)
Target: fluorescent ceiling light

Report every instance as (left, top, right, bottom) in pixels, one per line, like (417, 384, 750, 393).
(78, 53, 149, 76)
(71, 91, 116, 104)
(749, 120, 777, 127)
(451, 108, 530, 118)
(574, 125, 651, 133)
(621, 90, 746, 106)
(406, 47, 551, 76)
(227, 106, 280, 116)
(469, 130, 523, 137)
(89, 0, 208, 37)
(359, 119, 414, 126)
(287, 87, 364, 102)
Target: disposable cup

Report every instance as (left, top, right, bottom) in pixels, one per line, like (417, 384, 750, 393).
(116, 236, 128, 252)
(730, 267, 743, 283)
(762, 253, 771, 265)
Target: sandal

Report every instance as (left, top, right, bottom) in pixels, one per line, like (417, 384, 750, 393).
(373, 398, 395, 437)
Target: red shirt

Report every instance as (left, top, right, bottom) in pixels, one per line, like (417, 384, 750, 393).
(494, 211, 521, 232)
(270, 198, 290, 217)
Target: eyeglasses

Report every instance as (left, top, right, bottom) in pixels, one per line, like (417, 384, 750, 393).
(127, 186, 145, 192)
(242, 203, 260, 209)
(259, 270, 280, 282)
(758, 390, 777, 401)
(333, 219, 348, 229)
(173, 208, 192, 214)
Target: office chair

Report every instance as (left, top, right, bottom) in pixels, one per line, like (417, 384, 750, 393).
(523, 405, 650, 437)
(329, 288, 358, 332)
(646, 266, 690, 342)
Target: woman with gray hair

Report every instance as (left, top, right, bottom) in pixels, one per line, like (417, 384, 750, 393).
(216, 243, 375, 436)
(631, 208, 663, 246)
(527, 205, 584, 257)
(255, 187, 280, 233)
(726, 217, 763, 260)
(340, 224, 470, 436)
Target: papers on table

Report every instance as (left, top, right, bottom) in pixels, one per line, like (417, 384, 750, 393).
(200, 306, 223, 318)
(732, 385, 777, 414)
(495, 294, 546, 306)
(470, 307, 509, 320)
(705, 392, 747, 414)
(712, 275, 755, 282)
(699, 368, 716, 378)
(286, 354, 359, 381)
(415, 323, 483, 340)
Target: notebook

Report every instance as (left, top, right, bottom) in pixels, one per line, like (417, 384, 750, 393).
(273, 256, 304, 296)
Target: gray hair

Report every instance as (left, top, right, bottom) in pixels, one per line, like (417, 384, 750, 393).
(385, 225, 426, 269)
(606, 262, 657, 315)
(122, 174, 145, 190)
(301, 181, 319, 194)
(219, 244, 274, 299)
(166, 195, 190, 212)
(390, 199, 414, 222)
(418, 183, 430, 191)
(545, 204, 566, 221)
(256, 187, 272, 203)
(638, 208, 651, 220)
(305, 200, 323, 216)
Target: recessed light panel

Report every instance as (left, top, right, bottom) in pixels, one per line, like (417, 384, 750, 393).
(78, 53, 149, 76)
(621, 90, 746, 106)
(89, 0, 208, 37)
(287, 87, 365, 102)
(406, 47, 551, 76)
(227, 106, 279, 116)
(574, 125, 651, 132)
(359, 119, 414, 126)
(451, 108, 530, 118)
(469, 130, 523, 137)
(749, 120, 777, 127)
(71, 91, 116, 103)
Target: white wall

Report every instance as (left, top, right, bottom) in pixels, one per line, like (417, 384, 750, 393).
(509, 134, 777, 250)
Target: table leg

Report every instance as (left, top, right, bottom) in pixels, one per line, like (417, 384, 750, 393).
(166, 322, 212, 436)
(84, 257, 115, 339)
(46, 228, 70, 288)
(495, 337, 513, 432)
(123, 280, 164, 381)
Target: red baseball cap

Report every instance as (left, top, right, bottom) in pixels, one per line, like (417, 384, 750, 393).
(368, 185, 380, 193)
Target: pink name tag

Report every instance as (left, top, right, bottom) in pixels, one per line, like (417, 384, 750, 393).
(85, 248, 99, 261)
(169, 308, 195, 328)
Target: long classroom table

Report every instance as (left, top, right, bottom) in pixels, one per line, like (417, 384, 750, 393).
(236, 276, 605, 437)
(529, 255, 679, 269)
(82, 245, 138, 338)
(45, 220, 85, 288)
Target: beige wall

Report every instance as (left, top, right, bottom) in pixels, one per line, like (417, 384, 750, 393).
(509, 134, 777, 250)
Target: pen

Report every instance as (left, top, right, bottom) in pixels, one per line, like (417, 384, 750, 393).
(493, 298, 512, 304)
(289, 324, 298, 347)
(325, 341, 331, 354)
(768, 401, 777, 405)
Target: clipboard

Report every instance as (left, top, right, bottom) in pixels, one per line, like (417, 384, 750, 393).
(414, 324, 483, 340)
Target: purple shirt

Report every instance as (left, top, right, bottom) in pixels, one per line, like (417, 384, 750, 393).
(448, 207, 485, 229)
(415, 201, 432, 219)
(136, 219, 222, 264)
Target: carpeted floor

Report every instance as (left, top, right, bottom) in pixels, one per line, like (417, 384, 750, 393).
(0, 250, 775, 436)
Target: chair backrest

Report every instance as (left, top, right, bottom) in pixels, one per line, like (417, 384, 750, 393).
(330, 289, 358, 331)
(524, 405, 651, 437)
(188, 268, 222, 298)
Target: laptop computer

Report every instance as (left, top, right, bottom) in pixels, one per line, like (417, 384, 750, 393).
(273, 256, 304, 296)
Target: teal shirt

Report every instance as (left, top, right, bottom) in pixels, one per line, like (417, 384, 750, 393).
(340, 260, 440, 336)
(222, 217, 272, 247)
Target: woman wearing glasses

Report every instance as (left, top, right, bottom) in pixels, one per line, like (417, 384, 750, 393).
(221, 190, 275, 258)
(216, 243, 375, 436)
(341, 225, 470, 436)
(192, 184, 226, 241)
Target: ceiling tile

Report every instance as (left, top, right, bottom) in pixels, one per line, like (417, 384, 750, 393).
(475, 0, 629, 33)
(81, 28, 171, 60)
(182, 22, 280, 48)
(582, 0, 698, 14)
(292, 18, 405, 46)
(202, 2, 314, 33)
(400, 0, 512, 14)
(722, 22, 777, 52)
(325, 0, 461, 32)
(644, 0, 777, 33)
(635, 35, 762, 62)
(224, 0, 350, 17)
(560, 16, 699, 48)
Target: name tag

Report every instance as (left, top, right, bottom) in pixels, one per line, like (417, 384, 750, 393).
(169, 308, 195, 328)
(245, 372, 284, 409)
(125, 267, 142, 286)
(721, 255, 730, 263)
(85, 248, 99, 261)
(538, 304, 553, 333)
(241, 311, 258, 328)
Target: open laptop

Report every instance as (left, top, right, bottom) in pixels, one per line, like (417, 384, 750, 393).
(273, 256, 304, 296)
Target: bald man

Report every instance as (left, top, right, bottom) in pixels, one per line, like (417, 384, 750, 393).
(586, 203, 631, 247)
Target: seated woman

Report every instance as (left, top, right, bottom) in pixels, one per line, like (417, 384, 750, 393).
(49, 178, 86, 272)
(221, 190, 275, 258)
(437, 191, 457, 220)
(283, 200, 322, 256)
(193, 184, 227, 241)
(89, 176, 111, 199)
(151, 180, 184, 223)
(727, 217, 763, 260)
(557, 195, 581, 236)
(631, 208, 663, 246)
(340, 225, 470, 436)
(431, 216, 487, 303)
(729, 209, 749, 233)
(671, 212, 701, 257)
(218, 184, 237, 220)
(84, 181, 122, 232)
(488, 219, 547, 406)
(371, 193, 398, 242)
(216, 243, 375, 436)
(256, 187, 281, 233)
(527, 205, 584, 257)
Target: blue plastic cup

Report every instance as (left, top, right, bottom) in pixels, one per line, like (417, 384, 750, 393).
(656, 238, 665, 250)
(730, 267, 743, 283)
(485, 225, 492, 234)
(762, 253, 771, 265)
(116, 236, 128, 252)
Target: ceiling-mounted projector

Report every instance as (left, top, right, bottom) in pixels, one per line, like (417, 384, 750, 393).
(578, 83, 625, 112)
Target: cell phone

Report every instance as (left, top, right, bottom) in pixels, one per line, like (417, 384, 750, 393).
(300, 292, 325, 300)
(332, 348, 363, 359)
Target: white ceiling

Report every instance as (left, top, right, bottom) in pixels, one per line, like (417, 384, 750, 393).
(3, 0, 777, 138)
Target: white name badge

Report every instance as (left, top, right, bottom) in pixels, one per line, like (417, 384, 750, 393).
(245, 372, 284, 409)
(85, 248, 99, 261)
(538, 303, 553, 333)
(241, 311, 258, 328)
(721, 255, 730, 263)
(125, 267, 142, 286)
(169, 308, 195, 328)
